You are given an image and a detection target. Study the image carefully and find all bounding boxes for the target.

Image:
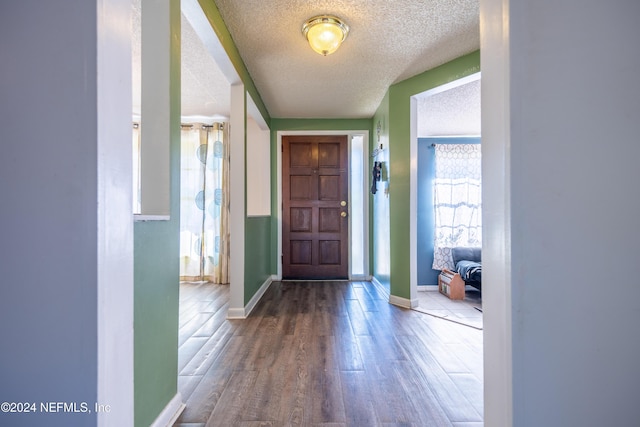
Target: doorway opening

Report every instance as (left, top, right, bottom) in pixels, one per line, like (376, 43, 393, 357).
(411, 72, 482, 326)
(410, 73, 481, 299)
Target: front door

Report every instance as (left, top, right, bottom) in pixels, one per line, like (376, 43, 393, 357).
(282, 135, 349, 279)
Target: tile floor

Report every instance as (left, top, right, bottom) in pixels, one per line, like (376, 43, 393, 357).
(415, 286, 483, 329)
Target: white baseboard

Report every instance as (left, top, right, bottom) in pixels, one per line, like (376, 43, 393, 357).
(226, 307, 246, 319)
(226, 275, 274, 319)
(350, 274, 372, 281)
(149, 393, 185, 427)
(370, 276, 389, 298)
(418, 284, 439, 292)
(244, 275, 273, 317)
(389, 294, 419, 309)
(371, 276, 418, 308)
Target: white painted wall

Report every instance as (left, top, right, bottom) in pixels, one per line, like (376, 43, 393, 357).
(480, 0, 512, 425)
(140, 0, 173, 216)
(246, 115, 271, 216)
(482, 0, 640, 425)
(97, 0, 134, 425)
(228, 83, 247, 318)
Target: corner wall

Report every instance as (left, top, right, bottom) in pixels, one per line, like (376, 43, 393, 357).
(383, 51, 480, 301)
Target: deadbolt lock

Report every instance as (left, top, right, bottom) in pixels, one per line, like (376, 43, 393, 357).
(340, 201, 347, 207)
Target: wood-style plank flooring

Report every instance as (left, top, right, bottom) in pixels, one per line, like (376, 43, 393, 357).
(174, 281, 483, 427)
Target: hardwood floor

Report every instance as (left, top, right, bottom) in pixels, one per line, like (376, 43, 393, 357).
(174, 281, 483, 427)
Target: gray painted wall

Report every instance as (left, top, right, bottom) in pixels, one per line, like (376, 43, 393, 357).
(483, 0, 640, 425)
(0, 2, 99, 426)
(511, 2, 640, 423)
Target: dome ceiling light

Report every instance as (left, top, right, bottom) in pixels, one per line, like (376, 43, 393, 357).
(302, 15, 349, 56)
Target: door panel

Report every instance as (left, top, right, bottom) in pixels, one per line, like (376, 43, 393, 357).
(290, 176, 312, 200)
(290, 207, 312, 231)
(283, 135, 349, 279)
(318, 208, 340, 232)
(319, 176, 340, 200)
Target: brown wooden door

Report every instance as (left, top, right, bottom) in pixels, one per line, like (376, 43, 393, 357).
(282, 135, 349, 279)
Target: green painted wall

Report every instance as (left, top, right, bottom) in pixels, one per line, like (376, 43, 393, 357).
(386, 50, 480, 300)
(133, 1, 181, 426)
(269, 119, 374, 274)
(271, 118, 372, 131)
(245, 216, 272, 302)
(133, 217, 180, 427)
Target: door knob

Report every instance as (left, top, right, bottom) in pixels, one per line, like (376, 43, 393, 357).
(341, 211, 348, 218)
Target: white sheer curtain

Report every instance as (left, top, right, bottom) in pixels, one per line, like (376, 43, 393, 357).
(432, 143, 482, 270)
(179, 123, 230, 283)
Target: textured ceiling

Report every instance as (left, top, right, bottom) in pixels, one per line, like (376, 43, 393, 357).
(213, 0, 479, 119)
(180, 12, 230, 120)
(417, 78, 481, 137)
(133, 0, 480, 135)
(132, 0, 230, 121)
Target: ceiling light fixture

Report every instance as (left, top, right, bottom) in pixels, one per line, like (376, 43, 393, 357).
(302, 15, 349, 56)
